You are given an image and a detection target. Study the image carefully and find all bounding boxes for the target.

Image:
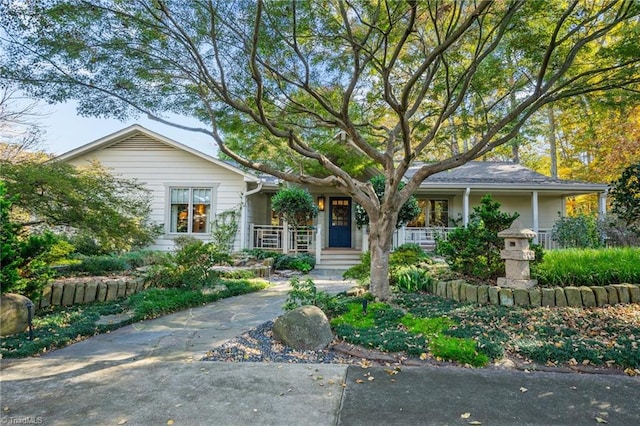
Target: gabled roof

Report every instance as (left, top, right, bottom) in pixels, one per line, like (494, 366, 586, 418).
(54, 124, 261, 183)
(408, 161, 608, 194)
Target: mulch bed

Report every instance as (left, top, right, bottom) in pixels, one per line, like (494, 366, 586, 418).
(200, 321, 636, 376)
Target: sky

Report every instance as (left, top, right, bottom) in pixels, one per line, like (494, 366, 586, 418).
(32, 99, 218, 156)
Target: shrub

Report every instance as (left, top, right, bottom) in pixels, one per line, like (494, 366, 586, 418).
(532, 247, 640, 286)
(609, 163, 640, 237)
(271, 187, 318, 228)
(283, 276, 336, 311)
(436, 195, 519, 280)
(144, 239, 227, 289)
(273, 253, 315, 273)
(551, 213, 602, 248)
(343, 251, 371, 284)
(62, 255, 131, 275)
(392, 266, 433, 293)
(210, 207, 240, 254)
(343, 244, 430, 287)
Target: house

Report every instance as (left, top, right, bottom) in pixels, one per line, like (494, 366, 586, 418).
(56, 125, 609, 270)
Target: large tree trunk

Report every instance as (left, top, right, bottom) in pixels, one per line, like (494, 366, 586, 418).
(367, 216, 396, 301)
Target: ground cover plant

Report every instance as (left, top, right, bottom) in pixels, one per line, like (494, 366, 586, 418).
(293, 282, 640, 372)
(0, 278, 267, 358)
(330, 300, 489, 367)
(532, 247, 640, 287)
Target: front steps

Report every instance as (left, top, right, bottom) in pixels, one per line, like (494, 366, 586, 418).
(314, 249, 362, 273)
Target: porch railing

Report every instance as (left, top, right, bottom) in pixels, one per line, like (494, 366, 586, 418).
(249, 224, 315, 253)
(393, 226, 454, 249)
(394, 226, 559, 250)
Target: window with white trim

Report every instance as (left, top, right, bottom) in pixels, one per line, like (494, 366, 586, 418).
(169, 187, 212, 233)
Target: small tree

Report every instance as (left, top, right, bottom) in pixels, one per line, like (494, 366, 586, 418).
(210, 206, 240, 254)
(271, 187, 318, 229)
(1, 159, 161, 252)
(609, 163, 640, 237)
(436, 195, 519, 280)
(0, 182, 73, 299)
(355, 175, 420, 229)
(551, 214, 603, 248)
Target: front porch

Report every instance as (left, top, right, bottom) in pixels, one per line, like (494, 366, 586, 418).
(248, 223, 558, 268)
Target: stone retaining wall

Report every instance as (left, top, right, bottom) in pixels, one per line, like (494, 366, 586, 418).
(37, 276, 146, 310)
(428, 279, 640, 308)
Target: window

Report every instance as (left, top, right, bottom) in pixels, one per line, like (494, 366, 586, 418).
(407, 199, 449, 227)
(408, 200, 427, 227)
(428, 199, 449, 226)
(169, 187, 212, 233)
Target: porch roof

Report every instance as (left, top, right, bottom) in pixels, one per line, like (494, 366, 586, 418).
(408, 161, 608, 195)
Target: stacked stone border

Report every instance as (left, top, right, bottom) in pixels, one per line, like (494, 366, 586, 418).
(36, 276, 146, 310)
(427, 280, 640, 307)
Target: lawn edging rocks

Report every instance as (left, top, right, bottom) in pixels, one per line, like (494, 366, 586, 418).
(36, 276, 146, 310)
(427, 279, 640, 307)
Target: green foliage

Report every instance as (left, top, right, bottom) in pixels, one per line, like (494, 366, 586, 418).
(430, 335, 489, 367)
(399, 313, 456, 335)
(58, 255, 131, 276)
(551, 214, 603, 248)
(210, 206, 240, 254)
(273, 253, 315, 273)
(343, 251, 371, 283)
(1, 183, 75, 299)
(354, 175, 420, 228)
(330, 301, 488, 366)
(0, 278, 268, 358)
(0, 182, 21, 291)
(1, 160, 161, 253)
(390, 243, 431, 266)
(242, 249, 314, 273)
(393, 266, 433, 293)
(270, 187, 318, 228)
(144, 239, 230, 289)
(436, 195, 520, 280)
(344, 244, 430, 288)
(532, 247, 640, 287)
(283, 276, 336, 312)
(609, 163, 640, 236)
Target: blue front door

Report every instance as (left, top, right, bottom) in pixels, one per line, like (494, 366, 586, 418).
(329, 197, 352, 247)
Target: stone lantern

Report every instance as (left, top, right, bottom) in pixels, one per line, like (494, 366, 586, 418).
(497, 219, 537, 289)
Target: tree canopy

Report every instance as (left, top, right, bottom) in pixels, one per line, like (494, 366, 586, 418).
(2, 0, 639, 299)
(1, 159, 161, 252)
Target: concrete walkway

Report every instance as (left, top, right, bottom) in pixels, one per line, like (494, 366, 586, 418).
(1, 277, 639, 426)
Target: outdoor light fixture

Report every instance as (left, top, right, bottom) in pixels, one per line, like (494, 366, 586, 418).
(317, 195, 325, 211)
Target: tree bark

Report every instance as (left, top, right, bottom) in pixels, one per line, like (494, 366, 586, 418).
(367, 216, 395, 301)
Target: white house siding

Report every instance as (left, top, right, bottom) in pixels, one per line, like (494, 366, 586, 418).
(446, 193, 563, 231)
(65, 135, 246, 251)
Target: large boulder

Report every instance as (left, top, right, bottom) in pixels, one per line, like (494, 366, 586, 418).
(1, 293, 34, 336)
(272, 305, 333, 351)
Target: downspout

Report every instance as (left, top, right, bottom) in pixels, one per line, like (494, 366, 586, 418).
(240, 180, 263, 250)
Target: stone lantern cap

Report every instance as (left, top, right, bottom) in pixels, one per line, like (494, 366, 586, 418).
(497, 219, 537, 239)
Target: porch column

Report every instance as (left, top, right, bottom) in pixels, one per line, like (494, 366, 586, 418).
(282, 219, 289, 254)
(248, 223, 255, 249)
(398, 226, 406, 248)
(463, 188, 471, 227)
(531, 191, 539, 244)
(315, 225, 322, 265)
(599, 190, 608, 219)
